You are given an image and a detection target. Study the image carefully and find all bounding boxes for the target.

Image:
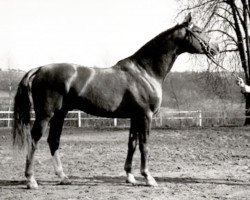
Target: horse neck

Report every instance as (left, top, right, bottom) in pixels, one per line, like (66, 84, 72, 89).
(130, 36, 180, 82)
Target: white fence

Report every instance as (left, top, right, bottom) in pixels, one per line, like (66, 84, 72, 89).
(1, 109, 248, 128)
(0, 110, 232, 127)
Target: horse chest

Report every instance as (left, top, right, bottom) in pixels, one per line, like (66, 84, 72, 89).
(136, 75, 162, 113)
(148, 84, 162, 112)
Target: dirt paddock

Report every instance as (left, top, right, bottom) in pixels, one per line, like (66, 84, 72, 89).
(0, 127, 250, 199)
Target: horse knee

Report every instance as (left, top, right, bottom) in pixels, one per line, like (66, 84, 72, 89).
(139, 143, 148, 154)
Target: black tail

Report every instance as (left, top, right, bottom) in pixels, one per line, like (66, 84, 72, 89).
(12, 67, 40, 149)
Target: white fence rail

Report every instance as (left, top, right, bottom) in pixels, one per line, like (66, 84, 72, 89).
(0, 110, 203, 128)
(0, 109, 247, 128)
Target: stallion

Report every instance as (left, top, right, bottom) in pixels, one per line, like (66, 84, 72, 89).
(12, 13, 219, 189)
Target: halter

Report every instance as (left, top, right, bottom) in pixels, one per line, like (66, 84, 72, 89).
(186, 24, 239, 79)
(186, 24, 214, 56)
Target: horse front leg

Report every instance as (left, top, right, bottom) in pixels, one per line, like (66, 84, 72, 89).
(124, 118, 138, 184)
(138, 114, 158, 187)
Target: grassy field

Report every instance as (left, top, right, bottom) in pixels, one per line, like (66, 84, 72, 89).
(0, 127, 250, 199)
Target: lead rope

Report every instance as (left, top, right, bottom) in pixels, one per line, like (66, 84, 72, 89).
(205, 53, 239, 79)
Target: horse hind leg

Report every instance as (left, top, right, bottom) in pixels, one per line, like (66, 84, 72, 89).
(25, 117, 50, 189)
(124, 118, 138, 185)
(47, 110, 70, 184)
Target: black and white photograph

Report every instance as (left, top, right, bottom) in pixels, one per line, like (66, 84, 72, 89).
(0, 0, 250, 199)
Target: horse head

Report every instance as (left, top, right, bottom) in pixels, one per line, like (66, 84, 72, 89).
(175, 13, 219, 56)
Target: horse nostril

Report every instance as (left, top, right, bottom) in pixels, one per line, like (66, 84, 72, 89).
(210, 42, 219, 55)
(213, 45, 220, 55)
(216, 45, 220, 52)
(209, 41, 220, 54)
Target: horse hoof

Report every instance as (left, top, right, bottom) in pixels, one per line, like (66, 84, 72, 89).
(146, 178, 158, 187)
(126, 173, 137, 185)
(126, 179, 138, 185)
(27, 181, 38, 189)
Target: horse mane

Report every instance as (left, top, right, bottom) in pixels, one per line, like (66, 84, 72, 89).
(132, 23, 184, 57)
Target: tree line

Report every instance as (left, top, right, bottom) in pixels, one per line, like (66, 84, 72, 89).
(162, 71, 244, 110)
(0, 69, 24, 92)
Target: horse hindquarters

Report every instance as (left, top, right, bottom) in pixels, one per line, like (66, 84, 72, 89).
(25, 86, 66, 188)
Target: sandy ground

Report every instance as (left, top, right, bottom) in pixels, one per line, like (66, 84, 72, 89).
(0, 127, 250, 200)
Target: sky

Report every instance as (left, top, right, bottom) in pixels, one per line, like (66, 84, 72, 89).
(0, 0, 194, 71)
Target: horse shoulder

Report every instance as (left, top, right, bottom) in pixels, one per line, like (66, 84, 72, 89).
(134, 70, 163, 113)
(117, 61, 162, 113)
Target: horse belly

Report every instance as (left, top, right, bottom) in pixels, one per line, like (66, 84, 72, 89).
(76, 95, 127, 118)
(76, 83, 131, 118)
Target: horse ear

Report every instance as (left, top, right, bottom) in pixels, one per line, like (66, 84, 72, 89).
(182, 13, 192, 26)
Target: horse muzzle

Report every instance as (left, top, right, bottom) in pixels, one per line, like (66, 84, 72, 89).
(208, 42, 220, 56)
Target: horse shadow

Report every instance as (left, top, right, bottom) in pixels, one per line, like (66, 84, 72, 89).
(0, 175, 250, 188)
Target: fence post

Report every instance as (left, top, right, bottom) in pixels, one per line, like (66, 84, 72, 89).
(114, 118, 117, 127)
(159, 112, 163, 127)
(7, 110, 10, 128)
(198, 110, 202, 127)
(78, 111, 81, 127)
(8, 109, 12, 128)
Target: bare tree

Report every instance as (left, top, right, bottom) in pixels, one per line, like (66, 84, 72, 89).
(177, 0, 250, 125)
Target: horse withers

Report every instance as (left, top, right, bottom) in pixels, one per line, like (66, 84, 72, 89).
(12, 13, 219, 189)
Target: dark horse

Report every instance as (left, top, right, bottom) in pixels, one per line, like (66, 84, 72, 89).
(12, 14, 219, 189)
